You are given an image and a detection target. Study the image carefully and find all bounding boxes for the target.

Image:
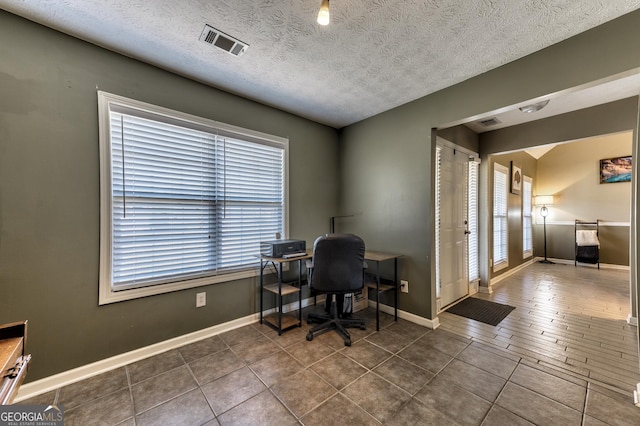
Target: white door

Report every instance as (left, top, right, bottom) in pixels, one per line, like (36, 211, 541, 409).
(438, 144, 470, 308)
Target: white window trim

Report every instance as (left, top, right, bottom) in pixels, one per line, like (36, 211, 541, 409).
(468, 159, 480, 282)
(523, 175, 533, 259)
(98, 91, 289, 304)
(493, 162, 509, 272)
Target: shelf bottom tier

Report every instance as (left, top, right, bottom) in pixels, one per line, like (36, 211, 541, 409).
(366, 282, 397, 292)
(263, 312, 300, 332)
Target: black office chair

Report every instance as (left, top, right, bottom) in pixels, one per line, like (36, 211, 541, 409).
(306, 233, 366, 346)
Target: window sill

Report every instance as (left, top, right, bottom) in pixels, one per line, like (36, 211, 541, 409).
(99, 268, 259, 305)
(493, 261, 508, 273)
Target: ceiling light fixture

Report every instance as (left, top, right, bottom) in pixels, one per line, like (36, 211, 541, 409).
(519, 100, 549, 113)
(317, 0, 330, 25)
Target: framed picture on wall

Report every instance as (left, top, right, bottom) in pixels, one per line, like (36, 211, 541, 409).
(600, 155, 632, 183)
(510, 161, 522, 194)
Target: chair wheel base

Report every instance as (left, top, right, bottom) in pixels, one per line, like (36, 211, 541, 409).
(306, 332, 313, 341)
(344, 339, 351, 346)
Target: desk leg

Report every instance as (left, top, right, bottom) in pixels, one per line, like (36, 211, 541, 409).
(259, 259, 265, 324)
(393, 258, 398, 322)
(297, 258, 302, 326)
(376, 261, 380, 331)
(278, 262, 283, 335)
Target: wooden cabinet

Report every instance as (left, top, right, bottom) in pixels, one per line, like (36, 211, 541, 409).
(1, 321, 30, 405)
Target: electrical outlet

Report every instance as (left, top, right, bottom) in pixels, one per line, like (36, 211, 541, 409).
(196, 292, 206, 307)
(401, 280, 409, 293)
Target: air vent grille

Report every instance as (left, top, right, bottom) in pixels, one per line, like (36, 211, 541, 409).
(204, 30, 216, 44)
(199, 25, 248, 57)
(479, 117, 501, 127)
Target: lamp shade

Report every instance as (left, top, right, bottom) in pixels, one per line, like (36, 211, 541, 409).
(317, 0, 330, 25)
(535, 195, 554, 206)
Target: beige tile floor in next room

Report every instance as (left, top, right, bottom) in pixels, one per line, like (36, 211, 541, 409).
(18, 263, 640, 425)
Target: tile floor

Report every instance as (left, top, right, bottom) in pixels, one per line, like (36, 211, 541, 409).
(440, 262, 640, 392)
(19, 263, 640, 425)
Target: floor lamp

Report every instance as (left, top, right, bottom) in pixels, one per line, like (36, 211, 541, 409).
(535, 195, 554, 264)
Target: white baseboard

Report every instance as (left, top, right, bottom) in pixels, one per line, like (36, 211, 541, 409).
(489, 258, 537, 288)
(469, 280, 479, 295)
(490, 257, 629, 291)
(16, 314, 257, 402)
(479, 286, 493, 294)
(17, 295, 322, 403)
(18, 295, 439, 402)
(627, 314, 638, 327)
(544, 257, 630, 271)
(368, 300, 440, 330)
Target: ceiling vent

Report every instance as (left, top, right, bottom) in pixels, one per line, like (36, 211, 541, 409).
(199, 25, 248, 57)
(478, 117, 501, 127)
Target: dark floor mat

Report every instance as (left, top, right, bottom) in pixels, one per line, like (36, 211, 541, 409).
(445, 297, 515, 326)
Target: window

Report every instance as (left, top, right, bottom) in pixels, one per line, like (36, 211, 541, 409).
(468, 159, 479, 282)
(493, 163, 509, 272)
(523, 176, 533, 258)
(98, 92, 288, 304)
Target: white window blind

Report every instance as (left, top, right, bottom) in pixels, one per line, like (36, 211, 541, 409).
(493, 163, 509, 271)
(468, 160, 479, 281)
(99, 92, 287, 303)
(523, 176, 533, 258)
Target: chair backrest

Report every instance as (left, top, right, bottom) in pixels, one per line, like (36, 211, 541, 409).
(309, 233, 365, 294)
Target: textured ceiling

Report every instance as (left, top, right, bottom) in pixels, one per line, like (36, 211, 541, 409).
(2, 1, 640, 128)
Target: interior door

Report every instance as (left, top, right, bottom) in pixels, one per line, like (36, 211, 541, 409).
(438, 144, 470, 308)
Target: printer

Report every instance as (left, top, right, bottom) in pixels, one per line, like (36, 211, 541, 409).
(260, 239, 306, 258)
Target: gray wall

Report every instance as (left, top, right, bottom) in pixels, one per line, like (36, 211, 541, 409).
(488, 152, 538, 278)
(339, 10, 640, 322)
(437, 125, 480, 154)
(479, 99, 638, 154)
(0, 12, 339, 381)
(539, 224, 630, 265)
(339, 103, 433, 317)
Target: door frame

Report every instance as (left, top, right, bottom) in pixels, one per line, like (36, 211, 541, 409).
(435, 137, 480, 312)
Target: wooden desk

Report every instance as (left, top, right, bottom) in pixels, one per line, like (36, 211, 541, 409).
(259, 251, 312, 335)
(365, 251, 402, 331)
(258, 249, 401, 333)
